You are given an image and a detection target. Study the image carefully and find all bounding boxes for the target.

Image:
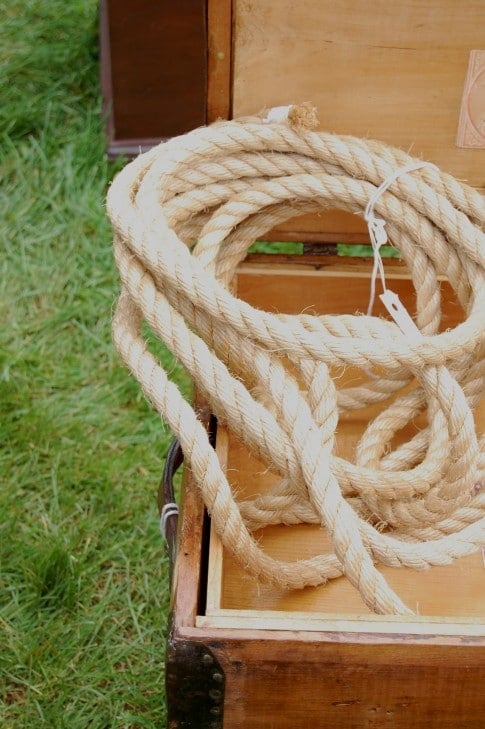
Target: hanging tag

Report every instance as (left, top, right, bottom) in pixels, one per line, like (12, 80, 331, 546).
(380, 290, 422, 339)
(364, 160, 436, 318)
(368, 218, 388, 249)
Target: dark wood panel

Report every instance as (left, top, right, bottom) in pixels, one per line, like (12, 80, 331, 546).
(213, 637, 485, 729)
(100, 0, 207, 155)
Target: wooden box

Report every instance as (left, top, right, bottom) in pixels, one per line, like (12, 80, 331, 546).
(163, 254, 485, 729)
(104, 1, 485, 725)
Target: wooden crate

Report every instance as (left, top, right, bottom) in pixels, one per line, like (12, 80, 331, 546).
(165, 255, 485, 729)
(103, 1, 485, 724)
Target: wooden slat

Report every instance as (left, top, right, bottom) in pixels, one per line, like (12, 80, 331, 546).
(205, 428, 229, 612)
(197, 610, 485, 635)
(207, 0, 233, 121)
(171, 403, 213, 629)
(170, 467, 207, 628)
(262, 210, 370, 244)
(195, 631, 485, 729)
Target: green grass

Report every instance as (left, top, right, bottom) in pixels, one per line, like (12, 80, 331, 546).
(1, 2, 184, 726)
(249, 242, 399, 257)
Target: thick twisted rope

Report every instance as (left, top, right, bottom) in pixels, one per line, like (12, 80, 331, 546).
(107, 105, 485, 615)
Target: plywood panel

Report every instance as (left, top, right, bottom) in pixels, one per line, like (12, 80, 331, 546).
(205, 263, 485, 620)
(219, 433, 484, 618)
(233, 0, 485, 189)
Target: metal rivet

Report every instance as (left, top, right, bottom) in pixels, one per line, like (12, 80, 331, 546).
(212, 672, 223, 683)
(202, 653, 214, 665)
(210, 706, 221, 716)
(210, 722, 220, 729)
(209, 688, 222, 701)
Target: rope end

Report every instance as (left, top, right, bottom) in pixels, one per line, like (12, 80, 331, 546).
(288, 102, 319, 131)
(262, 102, 319, 131)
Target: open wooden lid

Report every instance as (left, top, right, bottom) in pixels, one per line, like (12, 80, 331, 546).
(209, 0, 485, 242)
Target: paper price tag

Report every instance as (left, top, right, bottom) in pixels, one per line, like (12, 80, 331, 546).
(380, 290, 422, 339)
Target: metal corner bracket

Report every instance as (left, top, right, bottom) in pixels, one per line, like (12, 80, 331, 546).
(166, 637, 225, 728)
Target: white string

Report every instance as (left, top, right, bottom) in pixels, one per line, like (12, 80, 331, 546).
(364, 161, 435, 317)
(160, 502, 179, 540)
(262, 105, 292, 125)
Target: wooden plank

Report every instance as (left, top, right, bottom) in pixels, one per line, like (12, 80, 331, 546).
(170, 466, 207, 628)
(203, 263, 484, 622)
(171, 403, 213, 629)
(197, 610, 485, 635)
(241, 254, 408, 272)
(263, 210, 370, 244)
(204, 428, 229, 612)
(207, 0, 233, 121)
(235, 264, 464, 322)
(232, 0, 485, 188)
(202, 633, 485, 729)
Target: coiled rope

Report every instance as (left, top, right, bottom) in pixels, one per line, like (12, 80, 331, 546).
(107, 105, 485, 615)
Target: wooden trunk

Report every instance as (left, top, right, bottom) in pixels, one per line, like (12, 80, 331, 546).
(102, 1, 485, 724)
(165, 254, 485, 729)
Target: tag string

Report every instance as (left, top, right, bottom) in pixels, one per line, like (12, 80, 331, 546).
(364, 161, 435, 319)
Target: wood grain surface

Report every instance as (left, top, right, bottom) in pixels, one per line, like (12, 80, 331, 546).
(204, 261, 485, 623)
(230, 0, 485, 241)
(233, 0, 485, 188)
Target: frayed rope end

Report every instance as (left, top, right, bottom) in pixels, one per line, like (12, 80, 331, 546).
(262, 102, 319, 131)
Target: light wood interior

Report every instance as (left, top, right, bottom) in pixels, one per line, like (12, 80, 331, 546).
(202, 259, 485, 630)
(232, 0, 485, 241)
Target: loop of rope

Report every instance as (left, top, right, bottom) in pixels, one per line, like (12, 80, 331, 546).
(107, 105, 485, 615)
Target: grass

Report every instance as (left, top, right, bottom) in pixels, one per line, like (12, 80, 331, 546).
(1, 2, 185, 725)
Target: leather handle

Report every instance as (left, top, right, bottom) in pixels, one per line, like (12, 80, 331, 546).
(158, 415, 217, 586)
(159, 438, 184, 584)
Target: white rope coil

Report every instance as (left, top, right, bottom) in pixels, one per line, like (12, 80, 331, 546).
(107, 105, 485, 615)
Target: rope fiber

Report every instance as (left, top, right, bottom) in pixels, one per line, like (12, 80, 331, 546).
(107, 105, 485, 615)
